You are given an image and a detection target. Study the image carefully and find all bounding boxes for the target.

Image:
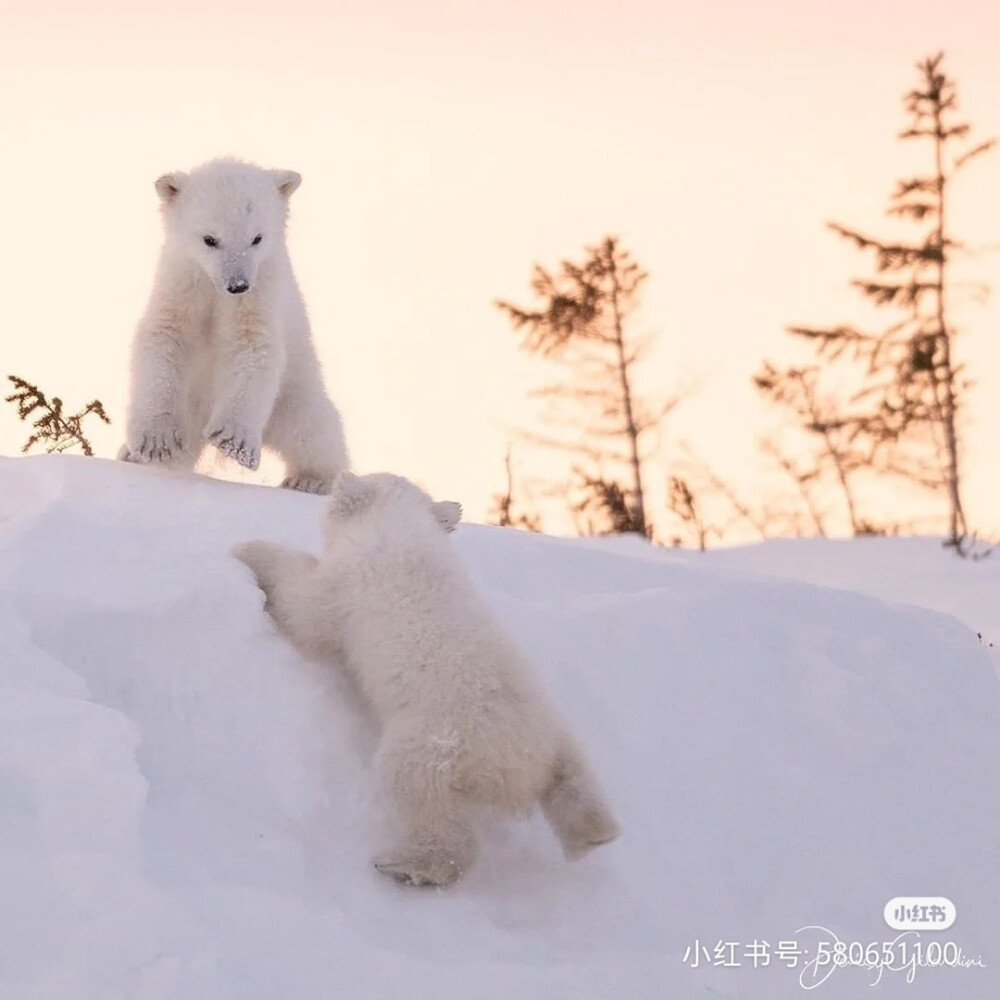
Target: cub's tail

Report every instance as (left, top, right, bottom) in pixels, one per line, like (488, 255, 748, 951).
(539, 739, 620, 860)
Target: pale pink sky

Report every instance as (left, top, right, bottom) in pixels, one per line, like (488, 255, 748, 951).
(2, 1, 999, 537)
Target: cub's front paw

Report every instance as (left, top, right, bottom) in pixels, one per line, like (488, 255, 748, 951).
(231, 540, 276, 579)
(127, 417, 184, 464)
(206, 420, 261, 470)
(280, 474, 333, 495)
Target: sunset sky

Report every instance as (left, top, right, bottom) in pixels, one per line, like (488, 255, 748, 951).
(3, 0, 999, 538)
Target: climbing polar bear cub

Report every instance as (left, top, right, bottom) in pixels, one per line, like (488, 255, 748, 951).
(233, 472, 620, 887)
(121, 158, 348, 492)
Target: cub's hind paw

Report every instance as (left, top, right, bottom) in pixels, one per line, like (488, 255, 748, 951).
(373, 851, 464, 888)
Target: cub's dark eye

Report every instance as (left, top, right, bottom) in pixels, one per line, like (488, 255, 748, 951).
(203, 235, 218, 247)
(251, 234, 262, 246)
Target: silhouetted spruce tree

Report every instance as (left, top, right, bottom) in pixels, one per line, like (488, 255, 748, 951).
(5, 375, 110, 456)
(573, 471, 640, 536)
(496, 236, 674, 539)
(756, 53, 994, 551)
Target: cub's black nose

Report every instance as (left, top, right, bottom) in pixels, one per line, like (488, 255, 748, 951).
(226, 279, 250, 294)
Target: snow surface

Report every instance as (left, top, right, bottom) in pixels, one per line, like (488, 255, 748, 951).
(1, 454, 998, 1000)
(698, 536, 1000, 677)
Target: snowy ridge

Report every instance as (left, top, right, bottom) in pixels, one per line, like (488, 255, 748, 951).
(0, 455, 998, 1000)
(699, 536, 1000, 675)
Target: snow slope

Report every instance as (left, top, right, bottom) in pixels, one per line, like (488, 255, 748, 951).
(698, 537, 1000, 675)
(0, 455, 998, 1000)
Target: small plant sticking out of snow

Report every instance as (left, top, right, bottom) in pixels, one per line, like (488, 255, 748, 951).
(4, 375, 110, 456)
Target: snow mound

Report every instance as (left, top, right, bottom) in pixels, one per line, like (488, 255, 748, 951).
(699, 536, 1000, 674)
(1, 455, 997, 1000)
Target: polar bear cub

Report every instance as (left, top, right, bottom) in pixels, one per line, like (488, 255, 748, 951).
(233, 472, 620, 886)
(120, 158, 348, 493)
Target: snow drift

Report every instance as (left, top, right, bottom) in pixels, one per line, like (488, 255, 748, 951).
(699, 536, 1000, 677)
(0, 455, 997, 999)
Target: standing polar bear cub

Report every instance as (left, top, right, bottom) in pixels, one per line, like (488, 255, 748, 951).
(233, 472, 620, 887)
(121, 158, 348, 492)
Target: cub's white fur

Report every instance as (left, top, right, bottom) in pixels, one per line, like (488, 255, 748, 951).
(233, 472, 620, 886)
(120, 158, 348, 493)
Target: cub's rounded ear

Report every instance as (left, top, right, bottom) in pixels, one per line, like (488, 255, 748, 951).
(154, 172, 187, 203)
(328, 471, 374, 518)
(432, 501, 462, 533)
(270, 169, 302, 199)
